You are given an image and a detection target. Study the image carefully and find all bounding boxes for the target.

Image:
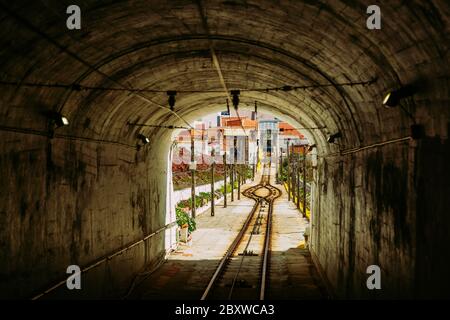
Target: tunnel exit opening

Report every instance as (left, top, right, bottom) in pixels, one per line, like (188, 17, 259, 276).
(164, 110, 315, 259)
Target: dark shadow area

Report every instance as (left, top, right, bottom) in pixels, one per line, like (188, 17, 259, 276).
(125, 247, 328, 300)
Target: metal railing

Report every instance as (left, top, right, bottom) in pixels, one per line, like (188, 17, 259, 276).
(31, 221, 177, 300)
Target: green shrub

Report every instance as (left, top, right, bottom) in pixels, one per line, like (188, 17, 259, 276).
(175, 207, 196, 232)
(178, 199, 191, 209)
(199, 192, 211, 201)
(194, 195, 203, 208)
(219, 183, 234, 194)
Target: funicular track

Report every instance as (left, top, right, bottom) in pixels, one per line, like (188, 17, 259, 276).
(201, 163, 281, 300)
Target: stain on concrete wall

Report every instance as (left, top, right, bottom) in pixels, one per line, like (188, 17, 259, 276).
(311, 142, 418, 298)
(0, 132, 168, 299)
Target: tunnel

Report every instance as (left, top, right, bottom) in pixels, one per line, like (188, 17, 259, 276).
(0, 0, 449, 300)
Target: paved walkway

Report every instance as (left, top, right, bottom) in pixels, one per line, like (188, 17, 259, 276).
(129, 166, 327, 300)
(269, 179, 328, 299)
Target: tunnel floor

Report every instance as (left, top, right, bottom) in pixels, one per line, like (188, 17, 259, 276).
(128, 167, 328, 300)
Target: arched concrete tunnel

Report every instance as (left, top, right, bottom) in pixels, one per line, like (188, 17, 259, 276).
(0, 0, 449, 300)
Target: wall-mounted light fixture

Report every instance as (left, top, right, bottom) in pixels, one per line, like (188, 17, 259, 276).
(327, 132, 342, 144)
(48, 111, 69, 128)
(167, 91, 177, 111)
(382, 85, 417, 108)
(137, 133, 150, 145)
(307, 144, 317, 152)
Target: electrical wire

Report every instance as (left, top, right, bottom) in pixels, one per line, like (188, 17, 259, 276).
(0, 124, 137, 149)
(0, 79, 376, 94)
(128, 122, 323, 133)
(127, 122, 189, 130)
(320, 136, 412, 158)
(398, 101, 417, 124)
(279, 126, 326, 131)
(0, 4, 193, 130)
(195, 0, 247, 136)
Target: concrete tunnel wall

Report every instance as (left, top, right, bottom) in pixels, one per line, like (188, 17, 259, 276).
(0, 130, 172, 298)
(311, 136, 450, 299)
(0, 0, 449, 299)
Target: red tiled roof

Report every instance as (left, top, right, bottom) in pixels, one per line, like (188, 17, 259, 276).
(279, 122, 304, 138)
(222, 117, 257, 129)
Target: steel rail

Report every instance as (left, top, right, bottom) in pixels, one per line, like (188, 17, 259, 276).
(200, 199, 261, 300)
(200, 164, 268, 300)
(201, 163, 281, 300)
(228, 199, 265, 299)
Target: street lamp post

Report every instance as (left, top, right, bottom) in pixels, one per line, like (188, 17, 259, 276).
(231, 136, 236, 202)
(297, 154, 301, 209)
(190, 129, 196, 218)
(223, 134, 227, 208)
(287, 139, 291, 201)
(210, 147, 215, 217)
(280, 147, 283, 185)
(303, 151, 307, 218)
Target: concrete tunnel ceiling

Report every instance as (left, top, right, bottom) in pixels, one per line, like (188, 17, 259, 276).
(1, 0, 450, 301)
(2, 0, 447, 154)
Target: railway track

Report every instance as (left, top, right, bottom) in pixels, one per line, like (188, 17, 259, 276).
(201, 163, 281, 300)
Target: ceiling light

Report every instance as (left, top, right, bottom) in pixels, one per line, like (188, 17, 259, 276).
(382, 91, 402, 108)
(167, 91, 177, 111)
(61, 117, 69, 126)
(382, 85, 417, 108)
(137, 134, 150, 144)
(327, 132, 342, 144)
(307, 144, 316, 152)
(231, 90, 240, 110)
(48, 111, 69, 128)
